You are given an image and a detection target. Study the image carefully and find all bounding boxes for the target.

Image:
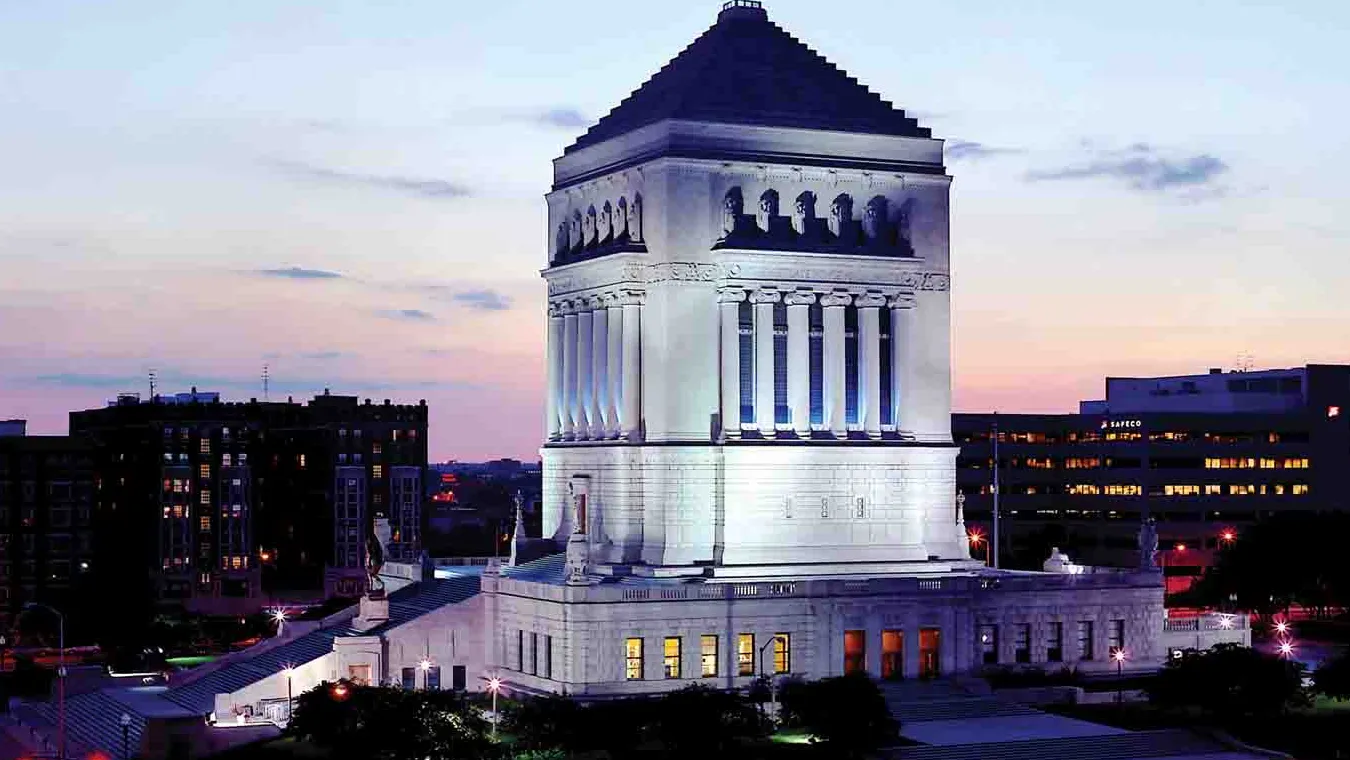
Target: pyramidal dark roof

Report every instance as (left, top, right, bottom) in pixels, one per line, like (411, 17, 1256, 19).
(566, 1, 929, 154)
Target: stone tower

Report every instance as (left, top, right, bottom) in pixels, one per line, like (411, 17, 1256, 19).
(540, 0, 970, 577)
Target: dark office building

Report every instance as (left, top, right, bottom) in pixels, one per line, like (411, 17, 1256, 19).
(69, 390, 428, 624)
(0, 425, 97, 639)
(955, 365, 1350, 592)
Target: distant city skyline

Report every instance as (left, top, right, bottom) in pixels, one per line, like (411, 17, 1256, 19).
(3, 0, 1349, 461)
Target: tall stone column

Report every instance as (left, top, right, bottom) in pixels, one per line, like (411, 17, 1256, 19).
(577, 308, 594, 440)
(546, 302, 563, 441)
(752, 288, 780, 437)
(590, 296, 608, 438)
(821, 291, 851, 438)
(785, 290, 815, 437)
(562, 302, 579, 440)
(889, 294, 916, 435)
(619, 291, 644, 440)
(606, 297, 623, 439)
(718, 288, 746, 439)
(857, 292, 886, 439)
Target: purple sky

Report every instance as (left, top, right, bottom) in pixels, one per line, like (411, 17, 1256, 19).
(3, 1, 1349, 462)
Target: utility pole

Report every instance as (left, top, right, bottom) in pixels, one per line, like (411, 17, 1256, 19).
(992, 413, 1000, 570)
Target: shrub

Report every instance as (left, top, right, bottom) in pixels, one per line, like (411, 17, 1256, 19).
(779, 673, 897, 756)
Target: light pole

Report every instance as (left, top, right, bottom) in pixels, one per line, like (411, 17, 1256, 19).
(24, 603, 64, 760)
(272, 609, 287, 637)
(281, 666, 295, 724)
(758, 637, 780, 720)
(486, 676, 501, 738)
(1111, 647, 1127, 705)
(119, 712, 132, 759)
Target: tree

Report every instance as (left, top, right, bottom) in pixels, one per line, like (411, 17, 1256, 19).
(1314, 650, 1350, 702)
(778, 674, 897, 756)
(652, 685, 768, 753)
(288, 680, 493, 760)
(1147, 643, 1308, 717)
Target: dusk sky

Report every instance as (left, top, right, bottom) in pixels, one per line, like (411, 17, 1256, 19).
(2, 0, 1348, 462)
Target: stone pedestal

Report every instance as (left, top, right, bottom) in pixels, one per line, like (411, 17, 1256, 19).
(353, 596, 389, 631)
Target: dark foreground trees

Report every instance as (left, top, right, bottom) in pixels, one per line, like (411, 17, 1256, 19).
(778, 673, 898, 756)
(288, 680, 492, 760)
(1147, 643, 1309, 716)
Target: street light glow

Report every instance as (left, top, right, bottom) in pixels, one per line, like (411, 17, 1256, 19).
(1279, 641, 1294, 657)
(487, 677, 502, 692)
(282, 666, 295, 680)
(1220, 530, 1235, 543)
(1218, 614, 1234, 629)
(272, 609, 287, 624)
(418, 658, 432, 672)
(1112, 649, 1127, 663)
(1275, 621, 1289, 635)
(968, 531, 983, 545)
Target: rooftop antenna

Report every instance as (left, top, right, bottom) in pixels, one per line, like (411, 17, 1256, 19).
(148, 368, 157, 400)
(263, 363, 270, 402)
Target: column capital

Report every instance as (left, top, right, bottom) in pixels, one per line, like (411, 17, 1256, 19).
(548, 301, 567, 318)
(584, 294, 606, 310)
(888, 293, 917, 309)
(820, 291, 853, 308)
(559, 298, 585, 316)
(614, 289, 646, 307)
(855, 292, 888, 309)
(717, 287, 748, 304)
(750, 288, 782, 304)
(784, 290, 817, 307)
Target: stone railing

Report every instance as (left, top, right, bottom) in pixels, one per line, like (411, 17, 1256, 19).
(1163, 612, 1248, 633)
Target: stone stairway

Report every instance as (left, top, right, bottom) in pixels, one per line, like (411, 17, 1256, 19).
(887, 729, 1244, 760)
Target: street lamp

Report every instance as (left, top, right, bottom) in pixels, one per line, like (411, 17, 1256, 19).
(1274, 620, 1290, 636)
(968, 531, 987, 566)
(1111, 647, 1127, 705)
(272, 609, 288, 637)
(281, 666, 295, 724)
(1278, 641, 1295, 658)
(486, 676, 502, 738)
(119, 712, 132, 759)
(23, 603, 65, 760)
(758, 636, 781, 720)
(418, 658, 432, 690)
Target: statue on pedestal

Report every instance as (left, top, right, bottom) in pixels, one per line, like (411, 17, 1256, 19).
(366, 516, 391, 598)
(1137, 517, 1159, 570)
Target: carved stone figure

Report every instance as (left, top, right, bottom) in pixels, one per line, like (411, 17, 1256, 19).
(864, 195, 888, 241)
(597, 201, 612, 243)
(829, 193, 853, 238)
(583, 205, 597, 246)
(569, 211, 583, 250)
(722, 187, 744, 238)
(792, 191, 817, 235)
(1138, 518, 1159, 570)
(627, 194, 643, 243)
(555, 221, 569, 258)
(613, 197, 628, 239)
(757, 189, 779, 233)
(897, 199, 914, 245)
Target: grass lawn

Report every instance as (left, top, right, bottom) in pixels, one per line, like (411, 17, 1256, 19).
(1045, 701, 1350, 760)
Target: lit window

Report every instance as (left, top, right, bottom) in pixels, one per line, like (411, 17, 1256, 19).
(1259, 458, 1276, 469)
(222, 453, 232, 466)
(663, 637, 682, 679)
(392, 430, 401, 441)
(773, 633, 790, 675)
(199, 464, 210, 479)
(373, 465, 384, 479)
(625, 638, 644, 680)
(700, 635, 718, 678)
(1204, 484, 1222, 495)
(1329, 406, 1341, 418)
(200, 491, 210, 505)
(737, 633, 755, 676)
(298, 454, 307, 469)
(200, 439, 211, 454)
(200, 516, 211, 532)
(1293, 484, 1309, 495)
(373, 443, 383, 455)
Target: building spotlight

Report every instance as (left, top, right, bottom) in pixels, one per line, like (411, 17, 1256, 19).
(1274, 620, 1289, 635)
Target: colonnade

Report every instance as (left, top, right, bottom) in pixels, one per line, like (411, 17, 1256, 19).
(546, 292, 643, 441)
(719, 287, 916, 439)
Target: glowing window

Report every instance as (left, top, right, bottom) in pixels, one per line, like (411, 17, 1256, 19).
(700, 635, 718, 678)
(737, 633, 755, 676)
(663, 637, 681, 679)
(625, 638, 644, 680)
(773, 633, 790, 675)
